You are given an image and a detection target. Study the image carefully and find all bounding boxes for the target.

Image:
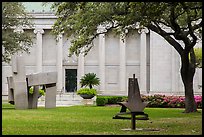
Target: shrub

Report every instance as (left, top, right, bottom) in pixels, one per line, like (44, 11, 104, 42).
(39, 88, 45, 96)
(96, 96, 127, 106)
(194, 95, 202, 108)
(162, 96, 185, 108)
(29, 86, 45, 96)
(106, 96, 123, 104)
(76, 88, 97, 96)
(144, 94, 166, 108)
(96, 97, 108, 106)
(96, 94, 202, 109)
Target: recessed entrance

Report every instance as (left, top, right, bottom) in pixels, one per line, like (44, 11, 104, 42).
(65, 69, 77, 92)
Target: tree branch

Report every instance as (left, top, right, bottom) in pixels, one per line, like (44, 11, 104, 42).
(147, 23, 184, 55)
(181, 2, 198, 51)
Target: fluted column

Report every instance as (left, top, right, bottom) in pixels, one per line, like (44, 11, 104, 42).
(34, 28, 44, 73)
(138, 28, 149, 93)
(171, 47, 179, 92)
(57, 34, 63, 92)
(97, 26, 106, 93)
(119, 30, 127, 94)
(77, 51, 85, 90)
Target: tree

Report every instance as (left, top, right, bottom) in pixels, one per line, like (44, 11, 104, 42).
(2, 2, 33, 63)
(51, 2, 202, 113)
(80, 73, 100, 89)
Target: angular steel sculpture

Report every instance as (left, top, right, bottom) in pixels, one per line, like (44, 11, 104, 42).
(113, 74, 149, 130)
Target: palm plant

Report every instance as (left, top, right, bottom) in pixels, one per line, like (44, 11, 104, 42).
(80, 73, 100, 89)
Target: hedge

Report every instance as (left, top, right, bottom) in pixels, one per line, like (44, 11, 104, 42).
(96, 94, 202, 109)
(96, 96, 127, 106)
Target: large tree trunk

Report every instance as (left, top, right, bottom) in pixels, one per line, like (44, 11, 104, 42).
(180, 49, 197, 113)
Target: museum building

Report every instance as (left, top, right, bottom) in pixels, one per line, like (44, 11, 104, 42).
(2, 3, 202, 98)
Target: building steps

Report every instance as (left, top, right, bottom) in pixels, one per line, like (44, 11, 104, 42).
(38, 93, 96, 107)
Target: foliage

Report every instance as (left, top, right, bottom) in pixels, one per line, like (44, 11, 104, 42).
(106, 96, 124, 104)
(96, 97, 108, 106)
(144, 94, 202, 108)
(29, 86, 45, 96)
(76, 88, 97, 96)
(51, 2, 202, 57)
(194, 47, 202, 68)
(194, 95, 202, 108)
(2, 2, 34, 63)
(80, 73, 100, 89)
(96, 96, 127, 106)
(96, 94, 202, 109)
(51, 2, 202, 113)
(160, 95, 185, 108)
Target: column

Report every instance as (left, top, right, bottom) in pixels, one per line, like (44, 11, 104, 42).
(98, 32, 106, 93)
(171, 47, 179, 93)
(119, 31, 127, 94)
(57, 34, 63, 92)
(146, 32, 150, 94)
(34, 28, 44, 73)
(77, 51, 85, 90)
(138, 28, 149, 93)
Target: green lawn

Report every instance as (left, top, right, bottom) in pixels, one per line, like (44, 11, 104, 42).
(2, 103, 202, 135)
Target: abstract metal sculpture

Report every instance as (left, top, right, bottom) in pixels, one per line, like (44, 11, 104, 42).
(113, 74, 149, 130)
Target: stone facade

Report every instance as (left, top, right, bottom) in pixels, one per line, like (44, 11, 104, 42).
(2, 4, 202, 97)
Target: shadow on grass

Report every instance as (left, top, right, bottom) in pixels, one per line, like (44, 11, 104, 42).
(2, 107, 15, 110)
(2, 103, 15, 110)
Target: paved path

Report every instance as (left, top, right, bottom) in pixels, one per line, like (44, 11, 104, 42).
(38, 93, 96, 107)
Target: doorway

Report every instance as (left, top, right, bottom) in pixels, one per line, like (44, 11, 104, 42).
(65, 69, 77, 92)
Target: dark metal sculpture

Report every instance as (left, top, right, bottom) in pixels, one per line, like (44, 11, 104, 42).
(113, 74, 149, 130)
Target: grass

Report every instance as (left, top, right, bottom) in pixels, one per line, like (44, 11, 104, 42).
(2, 103, 202, 135)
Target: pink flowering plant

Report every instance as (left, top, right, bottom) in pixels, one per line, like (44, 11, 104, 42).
(194, 95, 202, 108)
(141, 94, 202, 108)
(163, 96, 185, 108)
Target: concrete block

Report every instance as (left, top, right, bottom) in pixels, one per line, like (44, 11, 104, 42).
(27, 72, 57, 86)
(7, 76, 14, 89)
(11, 55, 18, 74)
(28, 86, 40, 109)
(13, 81, 28, 109)
(12, 56, 26, 81)
(7, 77, 14, 103)
(45, 84, 56, 108)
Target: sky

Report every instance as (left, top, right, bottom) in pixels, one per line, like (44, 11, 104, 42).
(22, 2, 54, 13)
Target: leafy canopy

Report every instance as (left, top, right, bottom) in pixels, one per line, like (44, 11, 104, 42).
(2, 2, 33, 63)
(51, 2, 202, 57)
(51, 2, 202, 113)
